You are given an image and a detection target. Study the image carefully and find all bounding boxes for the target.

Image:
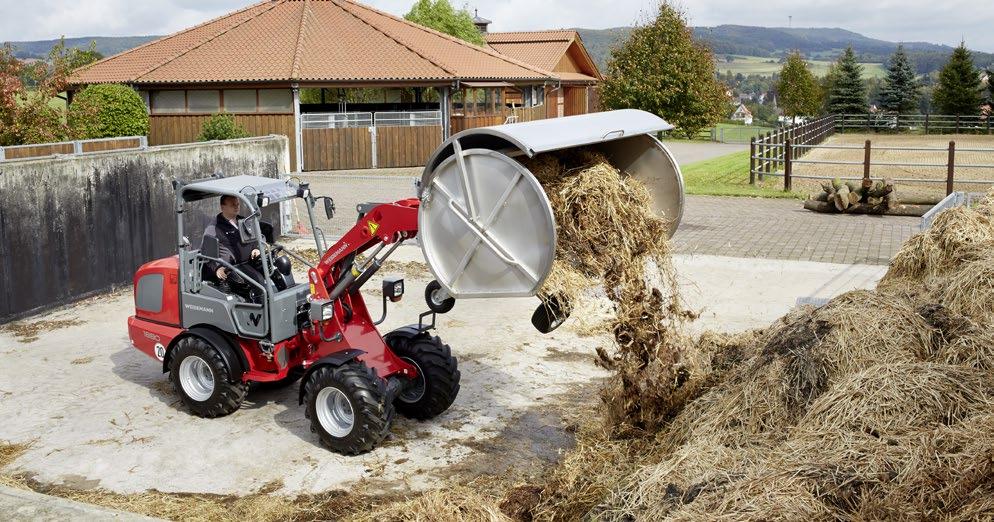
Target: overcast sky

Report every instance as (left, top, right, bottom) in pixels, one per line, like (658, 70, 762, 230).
(2, 0, 993, 52)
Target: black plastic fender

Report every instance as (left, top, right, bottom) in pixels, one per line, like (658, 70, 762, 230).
(165, 326, 249, 381)
(297, 349, 366, 405)
(383, 324, 430, 345)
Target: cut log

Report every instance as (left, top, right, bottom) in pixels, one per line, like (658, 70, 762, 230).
(803, 200, 933, 216)
(834, 184, 851, 211)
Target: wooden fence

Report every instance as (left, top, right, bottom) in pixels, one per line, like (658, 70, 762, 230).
(837, 113, 993, 135)
(149, 113, 296, 170)
(750, 115, 838, 189)
(0, 136, 147, 162)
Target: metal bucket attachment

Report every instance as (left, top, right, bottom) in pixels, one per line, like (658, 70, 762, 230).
(418, 109, 684, 299)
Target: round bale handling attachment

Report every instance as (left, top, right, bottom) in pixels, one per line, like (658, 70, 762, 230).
(126, 109, 684, 454)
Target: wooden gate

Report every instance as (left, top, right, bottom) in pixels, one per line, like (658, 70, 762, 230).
(564, 86, 588, 116)
(302, 127, 374, 171)
(376, 126, 443, 168)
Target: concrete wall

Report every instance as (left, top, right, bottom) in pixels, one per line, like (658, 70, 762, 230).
(0, 135, 290, 323)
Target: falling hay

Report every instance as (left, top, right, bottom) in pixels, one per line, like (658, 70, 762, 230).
(526, 149, 696, 434)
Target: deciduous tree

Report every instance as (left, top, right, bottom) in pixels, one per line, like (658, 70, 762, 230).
(405, 0, 484, 46)
(778, 51, 821, 122)
(599, 2, 726, 137)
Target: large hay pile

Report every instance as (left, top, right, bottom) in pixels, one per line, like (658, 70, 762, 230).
(527, 183, 994, 520)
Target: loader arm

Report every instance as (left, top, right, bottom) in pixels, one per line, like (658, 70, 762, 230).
(307, 198, 420, 300)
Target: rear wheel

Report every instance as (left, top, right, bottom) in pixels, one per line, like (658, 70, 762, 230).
(304, 362, 393, 455)
(168, 336, 247, 418)
(388, 334, 460, 420)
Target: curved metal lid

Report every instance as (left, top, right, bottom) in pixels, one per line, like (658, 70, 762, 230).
(418, 141, 556, 298)
(421, 109, 675, 184)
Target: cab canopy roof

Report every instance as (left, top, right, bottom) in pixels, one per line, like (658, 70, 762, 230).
(179, 175, 298, 205)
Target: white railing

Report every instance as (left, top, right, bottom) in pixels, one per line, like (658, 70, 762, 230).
(373, 110, 442, 127)
(301, 112, 373, 129)
(301, 111, 442, 129)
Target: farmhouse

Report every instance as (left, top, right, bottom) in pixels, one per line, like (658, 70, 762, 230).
(484, 30, 602, 119)
(68, 0, 598, 171)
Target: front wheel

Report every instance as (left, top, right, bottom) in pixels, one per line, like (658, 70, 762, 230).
(389, 334, 460, 420)
(304, 362, 393, 455)
(168, 336, 247, 418)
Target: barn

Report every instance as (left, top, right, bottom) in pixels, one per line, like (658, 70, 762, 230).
(68, 0, 601, 171)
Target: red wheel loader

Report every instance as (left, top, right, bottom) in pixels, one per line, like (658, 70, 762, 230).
(126, 110, 685, 454)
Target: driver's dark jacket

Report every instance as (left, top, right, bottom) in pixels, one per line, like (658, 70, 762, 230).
(203, 213, 256, 275)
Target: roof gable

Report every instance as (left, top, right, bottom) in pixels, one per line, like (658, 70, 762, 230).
(485, 30, 601, 82)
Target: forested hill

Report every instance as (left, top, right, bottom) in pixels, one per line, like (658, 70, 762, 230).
(576, 25, 994, 75)
(5, 36, 159, 59)
(6, 26, 992, 78)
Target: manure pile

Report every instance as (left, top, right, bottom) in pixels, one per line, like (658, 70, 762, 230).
(527, 180, 994, 520)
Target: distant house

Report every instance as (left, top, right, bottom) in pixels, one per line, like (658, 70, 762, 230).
(731, 103, 753, 125)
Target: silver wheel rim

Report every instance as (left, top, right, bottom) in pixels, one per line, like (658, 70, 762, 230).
(430, 289, 446, 307)
(179, 356, 215, 402)
(399, 357, 426, 403)
(316, 387, 355, 438)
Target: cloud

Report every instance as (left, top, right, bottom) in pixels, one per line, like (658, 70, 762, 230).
(1, 0, 992, 52)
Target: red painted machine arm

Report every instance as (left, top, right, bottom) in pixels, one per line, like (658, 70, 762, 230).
(308, 198, 420, 297)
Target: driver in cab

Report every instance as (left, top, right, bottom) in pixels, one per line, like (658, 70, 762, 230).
(203, 195, 265, 288)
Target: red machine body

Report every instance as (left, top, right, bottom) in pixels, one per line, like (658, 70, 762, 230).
(127, 198, 422, 384)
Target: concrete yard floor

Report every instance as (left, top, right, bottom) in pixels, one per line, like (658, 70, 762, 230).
(0, 245, 885, 498)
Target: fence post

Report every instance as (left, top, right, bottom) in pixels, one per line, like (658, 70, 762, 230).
(784, 139, 793, 192)
(946, 141, 956, 195)
(840, 114, 846, 133)
(73, 140, 83, 155)
(956, 115, 961, 134)
(749, 137, 756, 185)
(0, 146, 4, 162)
(987, 115, 991, 135)
(863, 140, 872, 181)
(866, 113, 871, 132)
(925, 113, 929, 135)
(139, 136, 148, 149)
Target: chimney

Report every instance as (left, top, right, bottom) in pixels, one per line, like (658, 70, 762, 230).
(473, 9, 491, 34)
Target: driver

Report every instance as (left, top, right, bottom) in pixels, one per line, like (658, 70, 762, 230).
(203, 195, 266, 293)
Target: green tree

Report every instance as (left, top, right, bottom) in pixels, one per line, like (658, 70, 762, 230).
(404, 0, 484, 46)
(599, 3, 726, 138)
(68, 84, 149, 139)
(820, 62, 838, 113)
(933, 43, 982, 115)
(878, 45, 921, 114)
(777, 51, 821, 122)
(197, 113, 250, 141)
(0, 43, 74, 145)
(827, 46, 867, 114)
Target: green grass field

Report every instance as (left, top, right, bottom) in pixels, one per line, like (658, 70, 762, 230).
(716, 55, 887, 79)
(680, 150, 803, 199)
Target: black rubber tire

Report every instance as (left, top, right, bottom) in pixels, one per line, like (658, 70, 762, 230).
(304, 362, 393, 455)
(388, 334, 460, 420)
(425, 280, 456, 314)
(168, 336, 248, 418)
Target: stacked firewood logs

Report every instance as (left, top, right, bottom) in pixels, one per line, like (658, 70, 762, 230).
(804, 178, 935, 216)
(816, 178, 895, 212)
